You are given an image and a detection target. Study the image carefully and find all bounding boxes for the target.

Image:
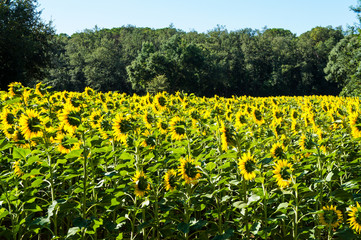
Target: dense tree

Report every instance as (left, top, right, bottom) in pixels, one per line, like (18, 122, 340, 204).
(0, 0, 54, 90)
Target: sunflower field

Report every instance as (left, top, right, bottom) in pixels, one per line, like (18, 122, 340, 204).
(2, 82, 361, 239)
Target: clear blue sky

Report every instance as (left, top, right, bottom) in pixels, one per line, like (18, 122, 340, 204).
(37, 0, 359, 36)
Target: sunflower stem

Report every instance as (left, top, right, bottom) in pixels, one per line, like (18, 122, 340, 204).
(242, 179, 250, 239)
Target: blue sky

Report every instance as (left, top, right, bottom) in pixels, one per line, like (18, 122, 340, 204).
(38, 0, 359, 36)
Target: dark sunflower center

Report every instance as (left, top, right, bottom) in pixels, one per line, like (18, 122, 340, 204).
(27, 116, 41, 133)
(119, 120, 131, 133)
(61, 136, 74, 150)
(254, 110, 262, 121)
(70, 97, 81, 108)
(356, 209, 361, 224)
(101, 119, 112, 131)
(324, 210, 338, 224)
(355, 116, 361, 131)
(146, 114, 154, 124)
(137, 177, 148, 191)
(274, 146, 284, 158)
(275, 111, 283, 119)
(280, 167, 291, 180)
(67, 111, 81, 127)
(185, 162, 198, 179)
(6, 113, 15, 125)
(168, 174, 177, 188)
(145, 136, 156, 147)
(238, 114, 247, 124)
(158, 96, 166, 107)
(244, 160, 256, 173)
(174, 126, 185, 135)
(160, 122, 168, 130)
(292, 111, 299, 119)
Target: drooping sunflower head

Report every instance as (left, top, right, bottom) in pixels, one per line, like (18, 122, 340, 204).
(238, 152, 257, 181)
(270, 142, 286, 159)
(272, 159, 293, 189)
(169, 116, 186, 141)
(19, 109, 44, 140)
(348, 202, 361, 234)
(164, 169, 178, 191)
(178, 156, 201, 184)
(133, 170, 150, 198)
(319, 205, 343, 229)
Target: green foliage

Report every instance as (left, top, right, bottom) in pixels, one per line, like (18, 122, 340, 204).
(0, 0, 54, 90)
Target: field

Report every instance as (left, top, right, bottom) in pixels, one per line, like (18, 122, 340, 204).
(1, 82, 361, 239)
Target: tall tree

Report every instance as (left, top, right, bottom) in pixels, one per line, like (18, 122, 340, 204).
(0, 0, 54, 90)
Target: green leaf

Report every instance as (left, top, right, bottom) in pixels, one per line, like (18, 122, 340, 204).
(205, 162, 216, 172)
(248, 194, 261, 205)
(66, 227, 81, 238)
(325, 172, 334, 182)
(32, 217, 50, 226)
(177, 222, 190, 234)
(65, 149, 83, 159)
(116, 233, 123, 240)
(13, 148, 31, 159)
(233, 201, 247, 209)
(276, 202, 289, 211)
(31, 178, 43, 188)
(0, 208, 9, 220)
(0, 138, 12, 151)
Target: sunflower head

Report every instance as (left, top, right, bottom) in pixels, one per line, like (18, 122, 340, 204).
(19, 109, 44, 140)
(164, 169, 178, 191)
(153, 92, 167, 112)
(8, 82, 24, 97)
(178, 156, 201, 184)
(270, 142, 286, 159)
(238, 152, 257, 181)
(220, 121, 235, 152)
(169, 116, 186, 141)
(157, 118, 168, 134)
(348, 202, 361, 234)
(252, 107, 264, 125)
(112, 114, 132, 144)
(273, 159, 293, 189)
(133, 170, 150, 198)
(319, 205, 343, 228)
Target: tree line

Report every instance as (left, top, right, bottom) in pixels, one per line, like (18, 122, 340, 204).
(2, 0, 361, 97)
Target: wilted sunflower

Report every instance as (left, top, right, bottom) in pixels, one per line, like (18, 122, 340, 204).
(238, 152, 257, 181)
(164, 169, 178, 191)
(169, 116, 186, 141)
(178, 156, 201, 184)
(270, 142, 286, 159)
(273, 159, 293, 189)
(319, 205, 343, 228)
(58, 104, 82, 134)
(112, 114, 132, 144)
(133, 170, 150, 198)
(19, 109, 44, 140)
(348, 202, 361, 234)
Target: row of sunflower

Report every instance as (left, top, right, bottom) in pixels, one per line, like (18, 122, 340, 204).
(1, 82, 361, 239)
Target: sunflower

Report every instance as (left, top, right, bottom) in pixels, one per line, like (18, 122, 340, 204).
(54, 133, 81, 154)
(142, 130, 156, 149)
(88, 110, 102, 129)
(153, 92, 167, 112)
(13, 160, 23, 177)
(234, 110, 248, 130)
(348, 202, 361, 234)
(143, 112, 155, 129)
(178, 156, 201, 184)
(319, 205, 343, 228)
(273, 159, 293, 189)
(0, 107, 16, 129)
(157, 118, 168, 134)
(270, 142, 286, 159)
(252, 107, 265, 125)
(220, 121, 235, 152)
(112, 114, 132, 144)
(169, 116, 186, 141)
(164, 169, 178, 191)
(8, 82, 23, 97)
(58, 104, 82, 134)
(349, 112, 361, 138)
(238, 152, 257, 181)
(133, 170, 150, 198)
(99, 117, 112, 140)
(19, 109, 44, 140)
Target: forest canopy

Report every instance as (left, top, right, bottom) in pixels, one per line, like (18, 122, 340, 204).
(1, 0, 361, 97)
